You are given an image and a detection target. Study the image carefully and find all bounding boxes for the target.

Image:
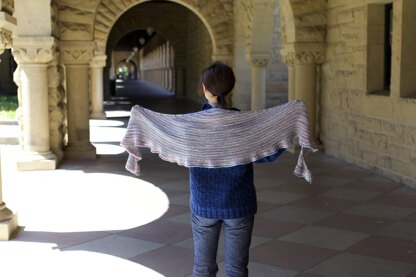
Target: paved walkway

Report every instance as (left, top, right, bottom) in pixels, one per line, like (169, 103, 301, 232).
(1, 81, 416, 276)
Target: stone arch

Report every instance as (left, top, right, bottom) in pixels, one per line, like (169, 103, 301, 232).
(279, 0, 327, 46)
(278, 0, 327, 141)
(93, 0, 233, 60)
(103, 2, 200, 97)
(279, 0, 295, 45)
(116, 59, 138, 80)
(108, 27, 183, 62)
(105, 2, 191, 65)
(241, 0, 277, 57)
(1, 0, 14, 14)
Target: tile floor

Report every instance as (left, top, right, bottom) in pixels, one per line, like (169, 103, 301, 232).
(1, 84, 416, 276)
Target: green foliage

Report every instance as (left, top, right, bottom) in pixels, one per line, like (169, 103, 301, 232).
(0, 96, 18, 120)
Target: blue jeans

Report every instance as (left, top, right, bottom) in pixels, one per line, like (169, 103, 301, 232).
(191, 213, 255, 277)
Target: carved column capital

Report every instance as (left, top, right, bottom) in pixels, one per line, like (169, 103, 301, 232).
(281, 51, 296, 66)
(60, 41, 95, 65)
(0, 11, 16, 54)
(292, 51, 325, 65)
(1, 0, 14, 15)
(0, 28, 11, 52)
(90, 54, 107, 68)
(12, 37, 56, 64)
(281, 43, 326, 65)
(247, 53, 270, 68)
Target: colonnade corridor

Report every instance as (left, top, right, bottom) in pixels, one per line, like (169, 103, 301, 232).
(1, 82, 416, 276)
(107, 79, 201, 114)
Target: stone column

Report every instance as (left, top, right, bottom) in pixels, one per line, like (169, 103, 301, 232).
(168, 43, 174, 91)
(160, 44, 164, 88)
(294, 51, 324, 140)
(176, 65, 185, 96)
(248, 54, 269, 110)
(60, 41, 96, 159)
(281, 46, 325, 141)
(282, 52, 296, 101)
(0, 149, 18, 240)
(0, 10, 18, 240)
(164, 44, 168, 89)
(12, 37, 57, 170)
(295, 63, 317, 135)
(90, 54, 107, 119)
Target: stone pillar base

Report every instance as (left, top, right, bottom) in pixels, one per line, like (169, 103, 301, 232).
(16, 151, 57, 171)
(0, 214, 18, 240)
(64, 143, 96, 160)
(90, 112, 107, 119)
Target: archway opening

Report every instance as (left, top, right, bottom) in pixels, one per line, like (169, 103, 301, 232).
(0, 49, 18, 121)
(102, 0, 213, 114)
(116, 60, 138, 81)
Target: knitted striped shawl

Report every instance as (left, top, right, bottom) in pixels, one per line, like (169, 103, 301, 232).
(121, 99, 318, 183)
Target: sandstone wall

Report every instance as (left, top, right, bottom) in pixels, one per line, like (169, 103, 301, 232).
(321, 0, 416, 186)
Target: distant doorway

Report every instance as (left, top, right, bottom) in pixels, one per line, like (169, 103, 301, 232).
(116, 60, 138, 81)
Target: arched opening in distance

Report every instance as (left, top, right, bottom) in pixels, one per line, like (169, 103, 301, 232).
(102, 0, 213, 114)
(116, 60, 138, 81)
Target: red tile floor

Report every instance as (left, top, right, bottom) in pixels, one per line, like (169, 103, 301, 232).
(1, 85, 416, 276)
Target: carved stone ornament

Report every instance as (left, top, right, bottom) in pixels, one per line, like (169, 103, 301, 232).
(0, 28, 12, 52)
(247, 53, 270, 67)
(281, 52, 296, 66)
(295, 51, 325, 65)
(1, 0, 14, 14)
(89, 54, 107, 68)
(250, 57, 269, 67)
(60, 41, 94, 65)
(12, 43, 55, 64)
(282, 50, 325, 65)
(61, 49, 93, 64)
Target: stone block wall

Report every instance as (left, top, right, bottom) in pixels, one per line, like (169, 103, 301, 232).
(321, 0, 416, 186)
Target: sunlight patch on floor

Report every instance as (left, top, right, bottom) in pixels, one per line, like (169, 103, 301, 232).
(105, 110, 132, 118)
(90, 119, 125, 127)
(4, 169, 169, 232)
(0, 241, 164, 277)
(93, 143, 126, 155)
(90, 125, 127, 143)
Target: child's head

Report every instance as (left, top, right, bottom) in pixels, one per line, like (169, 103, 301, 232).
(200, 61, 235, 108)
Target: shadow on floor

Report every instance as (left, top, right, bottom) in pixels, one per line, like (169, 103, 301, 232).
(1, 81, 416, 277)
